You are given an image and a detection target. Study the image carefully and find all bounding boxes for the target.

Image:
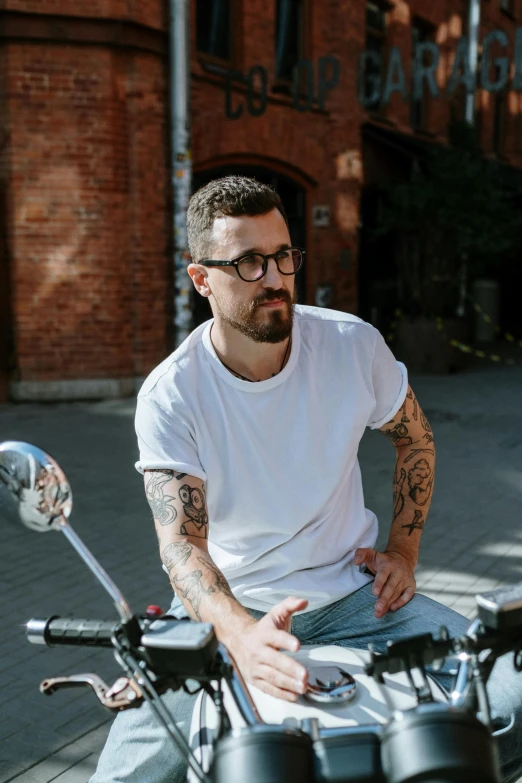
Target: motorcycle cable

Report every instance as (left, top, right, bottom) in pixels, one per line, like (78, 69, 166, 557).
(112, 632, 212, 783)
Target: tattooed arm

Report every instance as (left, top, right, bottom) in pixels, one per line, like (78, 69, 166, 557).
(144, 469, 240, 625)
(354, 385, 435, 617)
(144, 469, 308, 701)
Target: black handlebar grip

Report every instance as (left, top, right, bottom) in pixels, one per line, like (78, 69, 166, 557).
(27, 617, 119, 648)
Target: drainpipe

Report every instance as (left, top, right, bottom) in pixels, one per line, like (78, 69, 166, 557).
(170, 0, 193, 347)
(465, 0, 481, 125)
(456, 0, 481, 317)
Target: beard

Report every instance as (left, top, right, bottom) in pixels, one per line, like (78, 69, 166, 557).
(213, 286, 297, 344)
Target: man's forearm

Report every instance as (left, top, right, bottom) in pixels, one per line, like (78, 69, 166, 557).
(386, 437, 436, 568)
(161, 538, 254, 646)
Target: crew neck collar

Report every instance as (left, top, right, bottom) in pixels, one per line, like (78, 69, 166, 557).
(202, 315, 301, 393)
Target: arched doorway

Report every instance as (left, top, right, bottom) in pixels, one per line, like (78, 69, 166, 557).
(191, 165, 307, 327)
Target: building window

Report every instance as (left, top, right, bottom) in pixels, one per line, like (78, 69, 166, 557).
(275, 0, 306, 82)
(500, 0, 515, 15)
(364, 1, 388, 112)
(197, 0, 232, 62)
(410, 18, 436, 130)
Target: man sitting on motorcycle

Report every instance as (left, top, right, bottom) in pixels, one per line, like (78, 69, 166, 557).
(91, 176, 522, 783)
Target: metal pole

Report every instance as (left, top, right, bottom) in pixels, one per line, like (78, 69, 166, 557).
(465, 0, 481, 125)
(170, 0, 193, 347)
(58, 517, 134, 622)
(457, 0, 481, 318)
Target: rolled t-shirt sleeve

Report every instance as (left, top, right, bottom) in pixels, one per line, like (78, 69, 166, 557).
(134, 396, 207, 481)
(367, 328, 408, 430)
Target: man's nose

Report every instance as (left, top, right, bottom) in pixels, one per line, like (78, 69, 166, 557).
(262, 257, 284, 288)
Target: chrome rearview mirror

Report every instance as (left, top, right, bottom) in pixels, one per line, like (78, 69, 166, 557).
(0, 441, 72, 532)
(0, 440, 134, 623)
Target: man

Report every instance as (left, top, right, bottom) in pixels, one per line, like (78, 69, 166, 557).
(92, 176, 522, 782)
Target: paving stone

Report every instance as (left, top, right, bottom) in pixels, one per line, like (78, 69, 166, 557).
(3, 366, 522, 781)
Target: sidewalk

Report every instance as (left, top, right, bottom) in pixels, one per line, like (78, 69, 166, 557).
(1, 362, 522, 782)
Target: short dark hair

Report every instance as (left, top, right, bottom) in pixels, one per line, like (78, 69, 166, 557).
(187, 175, 289, 261)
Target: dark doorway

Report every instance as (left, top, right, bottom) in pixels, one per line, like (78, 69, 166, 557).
(191, 166, 307, 327)
(358, 185, 399, 332)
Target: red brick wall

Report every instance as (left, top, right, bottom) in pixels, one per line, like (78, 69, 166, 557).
(3, 0, 170, 387)
(1, 0, 521, 396)
(0, 0, 166, 29)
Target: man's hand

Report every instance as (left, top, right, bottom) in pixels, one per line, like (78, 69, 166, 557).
(354, 548, 416, 618)
(227, 596, 309, 702)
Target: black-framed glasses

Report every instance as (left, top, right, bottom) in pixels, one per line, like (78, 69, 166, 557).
(197, 247, 305, 282)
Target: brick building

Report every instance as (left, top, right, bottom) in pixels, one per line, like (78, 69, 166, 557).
(0, 0, 521, 401)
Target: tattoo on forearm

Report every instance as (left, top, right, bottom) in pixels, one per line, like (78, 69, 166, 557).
(407, 459, 434, 505)
(393, 467, 407, 520)
(197, 556, 235, 599)
(402, 510, 424, 536)
(171, 556, 234, 620)
(172, 570, 212, 620)
(145, 470, 178, 526)
(179, 484, 209, 538)
(162, 541, 193, 573)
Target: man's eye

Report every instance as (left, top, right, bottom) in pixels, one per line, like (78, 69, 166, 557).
(275, 250, 290, 260)
(239, 256, 259, 266)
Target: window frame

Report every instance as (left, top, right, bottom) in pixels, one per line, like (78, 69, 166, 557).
(500, 0, 516, 19)
(363, 0, 392, 115)
(196, 0, 237, 68)
(409, 16, 437, 132)
(273, 0, 312, 93)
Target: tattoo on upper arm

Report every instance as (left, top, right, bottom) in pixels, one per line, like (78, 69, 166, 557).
(420, 411, 432, 434)
(402, 510, 424, 536)
(407, 459, 434, 505)
(145, 470, 178, 526)
(179, 485, 209, 538)
(404, 448, 434, 464)
(145, 470, 209, 539)
(383, 422, 413, 447)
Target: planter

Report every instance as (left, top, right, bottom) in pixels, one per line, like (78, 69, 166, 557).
(393, 316, 470, 374)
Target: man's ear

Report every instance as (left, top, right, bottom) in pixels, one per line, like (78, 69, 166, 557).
(187, 263, 212, 298)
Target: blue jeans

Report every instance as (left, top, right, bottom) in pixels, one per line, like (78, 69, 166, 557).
(90, 584, 522, 783)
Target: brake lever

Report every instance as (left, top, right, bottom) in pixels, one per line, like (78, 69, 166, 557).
(40, 673, 143, 711)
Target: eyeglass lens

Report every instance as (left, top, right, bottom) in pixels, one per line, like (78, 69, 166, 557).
(237, 249, 302, 281)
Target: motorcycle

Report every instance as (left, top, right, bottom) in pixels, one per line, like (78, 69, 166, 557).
(1, 439, 521, 783)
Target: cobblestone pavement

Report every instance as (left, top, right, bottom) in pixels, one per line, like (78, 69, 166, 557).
(1, 363, 522, 782)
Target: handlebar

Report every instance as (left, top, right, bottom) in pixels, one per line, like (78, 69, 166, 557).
(27, 617, 118, 648)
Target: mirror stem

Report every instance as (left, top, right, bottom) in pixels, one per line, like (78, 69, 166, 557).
(58, 516, 135, 623)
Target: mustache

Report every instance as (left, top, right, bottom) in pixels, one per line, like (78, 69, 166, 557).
(252, 289, 292, 308)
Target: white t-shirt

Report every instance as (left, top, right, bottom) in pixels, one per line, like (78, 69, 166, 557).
(135, 305, 408, 613)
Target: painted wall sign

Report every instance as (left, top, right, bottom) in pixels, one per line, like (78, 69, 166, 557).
(224, 29, 522, 118)
(225, 55, 339, 119)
